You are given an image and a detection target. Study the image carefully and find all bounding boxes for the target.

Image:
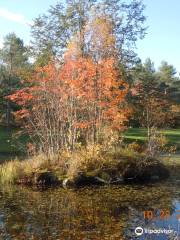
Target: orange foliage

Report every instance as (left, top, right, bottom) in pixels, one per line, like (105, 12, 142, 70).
(9, 57, 129, 131)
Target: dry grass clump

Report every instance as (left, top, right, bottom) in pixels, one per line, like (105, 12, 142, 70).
(0, 154, 50, 184)
(0, 160, 22, 184)
(65, 144, 105, 179)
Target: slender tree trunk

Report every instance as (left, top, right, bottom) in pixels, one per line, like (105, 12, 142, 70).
(146, 107, 150, 143)
(6, 53, 13, 128)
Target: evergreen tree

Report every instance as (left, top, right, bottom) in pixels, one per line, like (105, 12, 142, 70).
(157, 61, 177, 85)
(0, 33, 30, 127)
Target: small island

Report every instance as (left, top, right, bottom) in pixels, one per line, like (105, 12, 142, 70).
(0, 0, 179, 239)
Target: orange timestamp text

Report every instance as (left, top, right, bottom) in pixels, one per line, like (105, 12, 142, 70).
(143, 209, 180, 221)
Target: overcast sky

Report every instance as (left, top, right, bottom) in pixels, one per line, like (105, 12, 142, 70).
(0, 0, 179, 73)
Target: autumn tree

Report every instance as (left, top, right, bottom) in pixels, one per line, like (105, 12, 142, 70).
(83, 14, 116, 61)
(31, 0, 146, 66)
(63, 15, 130, 144)
(9, 55, 129, 154)
(65, 13, 116, 60)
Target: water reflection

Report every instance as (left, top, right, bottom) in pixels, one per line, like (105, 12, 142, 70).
(0, 182, 179, 240)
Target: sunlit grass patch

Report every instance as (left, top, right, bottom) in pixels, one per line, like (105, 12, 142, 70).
(124, 128, 180, 147)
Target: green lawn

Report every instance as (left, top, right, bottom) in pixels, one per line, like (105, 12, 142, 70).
(124, 128, 180, 147)
(0, 126, 179, 156)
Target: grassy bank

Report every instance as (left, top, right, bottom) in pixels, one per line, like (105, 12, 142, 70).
(0, 145, 169, 186)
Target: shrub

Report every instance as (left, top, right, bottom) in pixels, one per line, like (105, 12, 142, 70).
(128, 142, 144, 153)
(66, 145, 105, 179)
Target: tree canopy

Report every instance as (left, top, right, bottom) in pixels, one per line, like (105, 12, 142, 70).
(31, 0, 146, 66)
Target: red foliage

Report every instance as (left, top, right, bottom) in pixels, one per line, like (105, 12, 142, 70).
(9, 56, 129, 146)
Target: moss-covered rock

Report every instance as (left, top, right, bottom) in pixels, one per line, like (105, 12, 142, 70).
(33, 171, 59, 186)
(97, 171, 111, 182)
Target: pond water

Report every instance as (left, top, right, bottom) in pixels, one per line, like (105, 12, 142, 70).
(0, 180, 180, 240)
